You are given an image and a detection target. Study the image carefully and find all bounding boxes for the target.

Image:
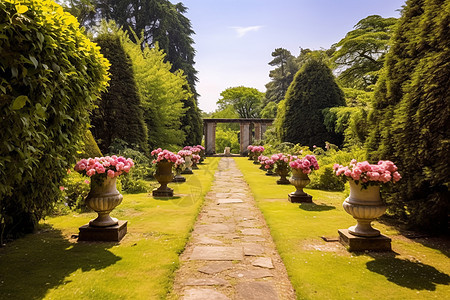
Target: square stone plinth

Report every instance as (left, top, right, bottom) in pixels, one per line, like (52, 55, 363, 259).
(338, 229, 391, 252)
(288, 193, 312, 203)
(152, 187, 173, 197)
(78, 220, 127, 242)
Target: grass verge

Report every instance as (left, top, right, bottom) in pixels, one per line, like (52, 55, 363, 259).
(234, 157, 450, 300)
(0, 158, 220, 300)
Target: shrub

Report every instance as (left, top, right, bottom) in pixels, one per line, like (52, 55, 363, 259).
(0, 0, 109, 241)
(76, 130, 103, 159)
(276, 58, 345, 148)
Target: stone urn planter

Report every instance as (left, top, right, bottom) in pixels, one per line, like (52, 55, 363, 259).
(181, 155, 193, 174)
(342, 180, 386, 237)
(153, 161, 174, 197)
(172, 167, 186, 183)
(288, 169, 312, 203)
(253, 152, 262, 164)
(265, 166, 275, 176)
(85, 175, 123, 227)
(276, 167, 290, 185)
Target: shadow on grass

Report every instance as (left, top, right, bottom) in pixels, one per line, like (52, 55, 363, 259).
(299, 202, 336, 211)
(0, 224, 121, 299)
(366, 255, 450, 290)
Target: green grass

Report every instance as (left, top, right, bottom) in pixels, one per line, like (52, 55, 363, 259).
(234, 157, 450, 300)
(0, 158, 220, 300)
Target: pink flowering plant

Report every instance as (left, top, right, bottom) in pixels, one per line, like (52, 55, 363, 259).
(74, 155, 134, 178)
(192, 154, 201, 164)
(151, 148, 179, 164)
(271, 153, 290, 173)
(333, 159, 402, 188)
(259, 156, 275, 170)
(289, 154, 320, 174)
(251, 146, 265, 153)
(173, 155, 185, 172)
(177, 149, 193, 158)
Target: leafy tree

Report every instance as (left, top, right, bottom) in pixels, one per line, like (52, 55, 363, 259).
(217, 86, 264, 119)
(276, 58, 345, 148)
(116, 27, 189, 150)
(91, 32, 148, 153)
(323, 88, 372, 147)
(264, 48, 298, 104)
(180, 95, 203, 146)
(211, 105, 239, 131)
(332, 15, 397, 90)
(71, 0, 198, 96)
(0, 0, 109, 240)
(260, 101, 278, 119)
(366, 0, 450, 231)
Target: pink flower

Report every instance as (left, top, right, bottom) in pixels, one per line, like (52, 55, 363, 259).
(59, 186, 65, 191)
(86, 169, 96, 177)
(107, 169, 115, 178)
(84, 180, 90, 184)
(393, 171, 402, 182)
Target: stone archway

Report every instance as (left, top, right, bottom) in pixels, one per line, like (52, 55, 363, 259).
(203, 118, 274, 155)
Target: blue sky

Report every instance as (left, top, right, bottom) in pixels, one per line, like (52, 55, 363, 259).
(179, 0, 406, 113)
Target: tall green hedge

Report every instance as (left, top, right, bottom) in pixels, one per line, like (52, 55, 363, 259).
(277, 58, 345, 147)
(0, 0, 109, 240)
(366, 0, 449, 231)
(91, 33, 148, 153)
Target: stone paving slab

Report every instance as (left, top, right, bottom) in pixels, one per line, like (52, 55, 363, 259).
(252, 257, 274, 269)
(184, 278, 230, 286)
(198, 261, 233, 274)
(217, 198, 244, 204)
(190, 246, 244, 261)
(183, 288, 230, 300)
(241, 228, 263, 236)
(228, 268, 274, 279)
(236, 282, 279, 300)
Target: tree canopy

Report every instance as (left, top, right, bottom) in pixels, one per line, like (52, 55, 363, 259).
(217, 86, 264, 119)
(332, 15, 397, 90)
(277, 58, 345, 148)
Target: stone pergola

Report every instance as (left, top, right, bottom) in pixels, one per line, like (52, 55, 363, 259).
(203, 118, 274, 155)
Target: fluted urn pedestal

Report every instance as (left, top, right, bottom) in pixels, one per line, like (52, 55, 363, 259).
(276, 168, 290, 185)
(181, 155, 193, 174)
(172, 168, 186, 183)
(288, 169, 313, 203)
(153, 161, 174, 197)
(78, 176, 127, 242)
(339, 179, 391, 251)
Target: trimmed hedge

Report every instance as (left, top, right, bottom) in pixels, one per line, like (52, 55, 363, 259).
(0, 0, 109, 240)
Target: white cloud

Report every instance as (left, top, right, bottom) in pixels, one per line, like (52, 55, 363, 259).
(231, 25, 263, 38)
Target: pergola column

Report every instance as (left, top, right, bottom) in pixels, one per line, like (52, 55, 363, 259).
(205, 122, 216, 155)
(254, 123, 262, 141)
(261, 123, 269, 139)
(240, 123, 251, 154)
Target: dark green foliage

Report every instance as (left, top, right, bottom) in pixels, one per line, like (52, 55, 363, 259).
(0, 0, 109, 240)
(78, 0, 198, 96)
(366, 0, 450, 231)
(264, 48, 298, 104)
(332, 15, 397, 90)
(277, 59, 345, 148)
(309, 165, 345, 191)
(181, 96, 203, 146)
(77, 130, 103, 159)
(92, 34, 147, 153)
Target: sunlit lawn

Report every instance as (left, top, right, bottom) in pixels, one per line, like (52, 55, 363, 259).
(0, 158, 220, 300)
(234, 157, 450, 300)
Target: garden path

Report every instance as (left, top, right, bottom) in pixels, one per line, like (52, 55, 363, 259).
(172, 158, 296, 300)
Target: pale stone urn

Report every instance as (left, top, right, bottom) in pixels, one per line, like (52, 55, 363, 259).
(153, 161, 174, 197)
(181, 155, 193, 174)
(288, 169, 312, 203)
(343, 180, 387, 237)
(85, 176, 123, 227)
